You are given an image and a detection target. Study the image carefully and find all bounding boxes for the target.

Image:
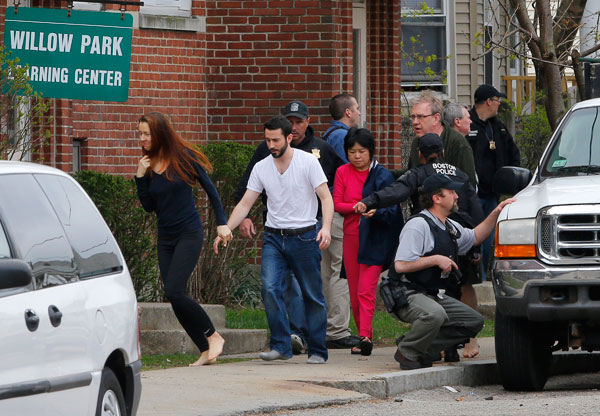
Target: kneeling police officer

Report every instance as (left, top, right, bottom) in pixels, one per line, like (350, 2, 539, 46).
(390, 173, 514, 370)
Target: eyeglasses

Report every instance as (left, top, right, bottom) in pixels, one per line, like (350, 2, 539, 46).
(409, 113, 437, 121)
(489, 97, 501, 102)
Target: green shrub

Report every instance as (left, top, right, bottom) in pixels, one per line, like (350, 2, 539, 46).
(189, 141, 264, 307)
(73, 170, 160, 301)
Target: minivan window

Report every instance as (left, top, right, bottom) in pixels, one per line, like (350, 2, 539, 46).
(542, 107, 600, 176)
(0, 174, 77, 287)
(34, 174, 123, 278)
(0, 221, 10, 258)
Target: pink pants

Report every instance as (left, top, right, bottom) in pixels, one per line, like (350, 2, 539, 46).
(343, 233, 383, 339)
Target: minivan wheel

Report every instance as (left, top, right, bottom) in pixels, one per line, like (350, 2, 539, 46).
(495, 307, 552, 391)
(96, 367, 126, 416)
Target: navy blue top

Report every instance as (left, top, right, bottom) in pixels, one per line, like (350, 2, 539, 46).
(135, 161, 227, 237)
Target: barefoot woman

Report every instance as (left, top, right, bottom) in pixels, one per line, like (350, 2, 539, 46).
(135, 112, 232, 366)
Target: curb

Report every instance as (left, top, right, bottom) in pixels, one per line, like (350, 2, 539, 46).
(312, 352, 600, 399)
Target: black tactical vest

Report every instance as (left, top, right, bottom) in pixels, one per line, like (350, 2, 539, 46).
(405, 213, 460, 296)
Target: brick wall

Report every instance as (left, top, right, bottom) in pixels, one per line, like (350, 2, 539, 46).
(2, 1, 402, 170)
(205, 0, 354, 143)
(366, 0, 403, 169)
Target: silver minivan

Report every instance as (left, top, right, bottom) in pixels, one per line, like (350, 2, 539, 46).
(0, 161, 141, 416)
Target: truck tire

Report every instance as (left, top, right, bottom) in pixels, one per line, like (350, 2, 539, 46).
(96, 367, 126, 416)
(495, 308, 551, 391)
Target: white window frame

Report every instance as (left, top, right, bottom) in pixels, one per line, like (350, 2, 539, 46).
(401, 0, 449, 87)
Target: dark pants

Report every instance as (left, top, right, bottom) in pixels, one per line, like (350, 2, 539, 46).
(157, 228, 214, 352)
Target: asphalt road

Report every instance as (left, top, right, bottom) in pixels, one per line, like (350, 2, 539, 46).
(262, 373, 600, 416)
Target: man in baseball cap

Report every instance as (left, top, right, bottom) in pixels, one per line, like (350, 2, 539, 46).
(390, 169, 515, 370)
(468, 84, 520, 281)
(417, 133, 444, 157)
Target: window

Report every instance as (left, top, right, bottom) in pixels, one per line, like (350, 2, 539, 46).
(140, 0, 191, 17)
(401, 0, 447, 85)
(0, 174, 76, 288)
(35, 174, 123, 279)
(73, 138, 83, 172)
(0, 222, 10, 259)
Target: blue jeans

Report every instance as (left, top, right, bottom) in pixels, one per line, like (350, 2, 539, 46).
(479, 196, 499, 281)
(261, 229, 328, 359)
(282, 272, 308, 342)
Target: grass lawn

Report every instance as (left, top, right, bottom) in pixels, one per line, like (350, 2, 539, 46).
(226, 308, 495, 345)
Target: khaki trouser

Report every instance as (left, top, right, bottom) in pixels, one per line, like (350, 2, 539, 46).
(321, 212, 351, 340)
(395, 290, 483, 361)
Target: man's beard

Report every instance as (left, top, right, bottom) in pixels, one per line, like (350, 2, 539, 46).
(450, 202, 459, 214)
(271, 141, 289, 159)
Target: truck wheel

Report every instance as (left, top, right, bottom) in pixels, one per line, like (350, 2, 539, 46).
(495, 308, 551, 391)
(95, 367, 126, 416)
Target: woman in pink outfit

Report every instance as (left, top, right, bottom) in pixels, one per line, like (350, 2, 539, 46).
(333, 128, 403, 355)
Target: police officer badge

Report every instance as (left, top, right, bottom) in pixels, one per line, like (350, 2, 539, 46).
(312, 148, 321, 159)
(291, 103, 299, 112)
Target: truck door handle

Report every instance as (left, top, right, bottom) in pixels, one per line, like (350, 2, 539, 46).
(48, 305, 63, 327)
(25, 309, 39, 332)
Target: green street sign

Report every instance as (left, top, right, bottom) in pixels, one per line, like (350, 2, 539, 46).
(4, 7, 133, 102)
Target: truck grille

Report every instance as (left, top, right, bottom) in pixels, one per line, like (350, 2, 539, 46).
(539, 205, 600, 264)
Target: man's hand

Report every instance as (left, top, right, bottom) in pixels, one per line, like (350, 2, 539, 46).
(495, 197, 516, 214)
(239, 218, 256, 239)
(435, 255, 458, 273)
(136, 156, 150, 178)
(217, 225, 233, 243)
(353, 201, 367, 213)
(316, 228, 331, 250)
(362, 209, 376, 218)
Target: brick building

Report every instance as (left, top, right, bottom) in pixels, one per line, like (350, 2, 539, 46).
(1, 0, 403, 174)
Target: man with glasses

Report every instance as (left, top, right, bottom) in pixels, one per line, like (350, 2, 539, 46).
(467, 85, 520, 280)
(407, 91, 477, 187)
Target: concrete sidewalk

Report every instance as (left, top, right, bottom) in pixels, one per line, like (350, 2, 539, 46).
(138, 338, 499, 416)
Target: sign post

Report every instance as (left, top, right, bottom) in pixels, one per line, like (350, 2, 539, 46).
(4, 7, 133, 102)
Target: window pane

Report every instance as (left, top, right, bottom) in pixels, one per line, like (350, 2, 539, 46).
(401, 17, 447, 82)
(543, 107, 600, 175)
(404, 0, 442, 12)
(0, 174, 76, 287)
(35, 174, 123, 279)
(0, 222, 10, 259)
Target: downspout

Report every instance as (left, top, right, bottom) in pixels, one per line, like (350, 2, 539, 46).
(53, 98, 56, 167)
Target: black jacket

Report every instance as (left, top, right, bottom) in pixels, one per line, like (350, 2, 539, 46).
(233, 126, 344, 217)
(467, 109, 521, 198)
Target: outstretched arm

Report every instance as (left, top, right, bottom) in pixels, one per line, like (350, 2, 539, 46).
(213, 189, 261, 253)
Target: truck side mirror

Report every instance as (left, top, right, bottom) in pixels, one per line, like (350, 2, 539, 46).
(492, 166, 533, 196)
(0, 259, 33, 290)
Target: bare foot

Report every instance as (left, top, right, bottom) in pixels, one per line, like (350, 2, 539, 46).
(463, 338, 480, 358)
(207, 331, 225, 361)
(189, 351, 217, 367)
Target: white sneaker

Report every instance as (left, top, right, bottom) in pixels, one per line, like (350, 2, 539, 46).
(307, 355, 326, 364)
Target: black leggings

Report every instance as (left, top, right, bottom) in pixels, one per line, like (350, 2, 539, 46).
(157, 228, 214, 352)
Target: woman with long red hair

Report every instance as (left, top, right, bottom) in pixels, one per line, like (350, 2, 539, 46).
(135, 111, 232, 366)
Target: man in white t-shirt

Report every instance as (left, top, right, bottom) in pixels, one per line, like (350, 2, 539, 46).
(214, 116, 333, 364)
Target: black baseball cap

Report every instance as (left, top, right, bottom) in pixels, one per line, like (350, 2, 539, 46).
(421, 174, 464, 194)
(418, 133, 443, 156)
(474, 84, 507, 102)
(283, 101, 309, 119)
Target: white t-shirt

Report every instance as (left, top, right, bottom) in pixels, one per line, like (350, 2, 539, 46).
(247, 149, 327, 229)
(395, 209, 476, 262)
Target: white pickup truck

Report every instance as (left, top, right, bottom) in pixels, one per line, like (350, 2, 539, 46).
(493, 98, 600, 391)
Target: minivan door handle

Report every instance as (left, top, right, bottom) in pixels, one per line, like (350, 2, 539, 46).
(48, 305, 63, 327)
(25, 309, 40, 332)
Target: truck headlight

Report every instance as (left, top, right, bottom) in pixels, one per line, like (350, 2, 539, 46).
(495, 218, 537, 258)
